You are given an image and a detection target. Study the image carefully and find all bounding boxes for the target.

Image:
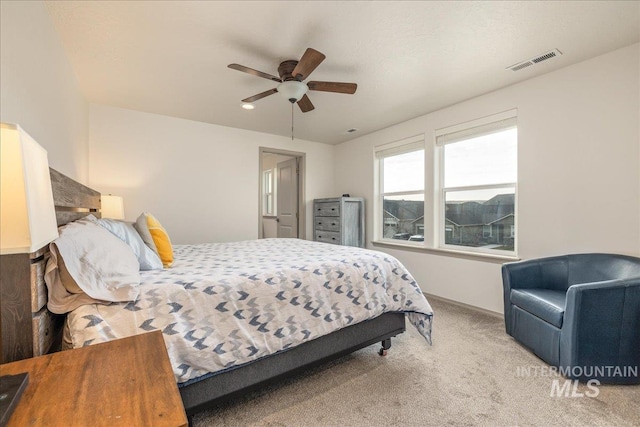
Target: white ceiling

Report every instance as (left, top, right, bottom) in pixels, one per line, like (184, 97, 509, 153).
(45, 1, 639, 145)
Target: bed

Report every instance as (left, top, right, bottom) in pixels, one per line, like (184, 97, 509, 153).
(20, 169, 434, 419)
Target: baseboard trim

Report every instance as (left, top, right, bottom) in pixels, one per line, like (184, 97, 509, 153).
(424, 293, 503, 320)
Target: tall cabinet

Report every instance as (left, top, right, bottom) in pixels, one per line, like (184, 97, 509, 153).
(313, 197, 365, 248)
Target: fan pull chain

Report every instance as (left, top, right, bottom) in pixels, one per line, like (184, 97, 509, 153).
(291, 102, 294, 141)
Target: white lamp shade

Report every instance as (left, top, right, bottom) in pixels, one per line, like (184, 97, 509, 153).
(277, 81, 308, 102)
(101, 195, 125, 220)
(0, 123, 59, 255)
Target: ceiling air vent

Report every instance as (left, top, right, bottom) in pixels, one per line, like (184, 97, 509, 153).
(507, 49, 562, 72)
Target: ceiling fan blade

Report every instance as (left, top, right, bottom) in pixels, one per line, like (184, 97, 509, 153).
(228, 64, 281, 82)
(241, 88, 278, 103)
(292, 48, 326, 80)
(297, 94, 315, 113)
(307, 81, 357, 94)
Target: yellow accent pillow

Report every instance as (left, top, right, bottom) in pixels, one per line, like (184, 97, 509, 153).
(134, 213, 174, 268)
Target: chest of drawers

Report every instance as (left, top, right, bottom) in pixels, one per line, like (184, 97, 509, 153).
(313, 197, 365, 248)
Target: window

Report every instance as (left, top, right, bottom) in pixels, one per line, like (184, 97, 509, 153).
(263, 169, 275, 215)
(374, 111, 517, 258)
(437, 114, 517, 254)
(375, 136, 424, 242)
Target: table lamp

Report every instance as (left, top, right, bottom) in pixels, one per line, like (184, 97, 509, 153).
(0, 123, 58, 254)
(101, 194, 125, 220)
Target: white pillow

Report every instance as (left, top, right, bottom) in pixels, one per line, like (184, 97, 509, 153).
(45, 216, 140, 314)
(97, 218, 163, 270)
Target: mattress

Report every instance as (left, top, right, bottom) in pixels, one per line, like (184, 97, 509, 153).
(66, 238, 433, 383)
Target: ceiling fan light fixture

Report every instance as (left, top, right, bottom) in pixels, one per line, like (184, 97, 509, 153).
(229, 47, 355, 115)
(241, 103, 255, 110)
(277, 81, 308, 103)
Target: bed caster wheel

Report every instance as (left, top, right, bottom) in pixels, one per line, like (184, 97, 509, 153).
(379, 338, 391, 356)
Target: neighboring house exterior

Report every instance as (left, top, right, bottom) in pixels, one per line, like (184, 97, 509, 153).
(382, 210, 400, 238)
(384, 193, 515, 249)
(383, 200, 424, 238)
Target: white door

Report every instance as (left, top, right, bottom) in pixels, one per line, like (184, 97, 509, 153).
(276, 157, 298, 238)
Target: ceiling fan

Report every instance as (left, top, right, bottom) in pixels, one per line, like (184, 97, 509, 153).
(228, 48, 357, 113)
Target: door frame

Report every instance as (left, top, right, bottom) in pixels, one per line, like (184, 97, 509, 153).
(258, 147, 306, 240)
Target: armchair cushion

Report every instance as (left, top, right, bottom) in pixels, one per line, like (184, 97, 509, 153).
(510, 289, 566, 328)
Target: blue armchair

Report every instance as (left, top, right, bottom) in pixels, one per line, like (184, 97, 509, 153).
(502, 253, 640, 384)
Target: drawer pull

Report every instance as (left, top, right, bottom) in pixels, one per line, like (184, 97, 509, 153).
(318, 222, 322, 225)
(332, 237, 336, 240)
(331, 208, 336, 211)
(332, 223, 336, 226)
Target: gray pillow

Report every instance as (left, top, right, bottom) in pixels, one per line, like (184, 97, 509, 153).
(45, 216, 140, 314)
(97, 218, 163, 270)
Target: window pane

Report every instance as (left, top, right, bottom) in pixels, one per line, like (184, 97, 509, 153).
(382, 194, 424, 240)
(444, 128, 517, 187)
(444, 187, 514, 251)
(264, 170, 273, 193)
(265, 194, 273, 215)
(383, 149, 424, 193)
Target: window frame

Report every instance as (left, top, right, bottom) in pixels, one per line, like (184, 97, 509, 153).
(374, 135, 426, 245)
(372, 110, 518, 260)
(262, 168, 275, 216)
(436, 111, 518, 257)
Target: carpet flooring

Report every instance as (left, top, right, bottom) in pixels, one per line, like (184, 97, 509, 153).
(193, 297, 640, 426)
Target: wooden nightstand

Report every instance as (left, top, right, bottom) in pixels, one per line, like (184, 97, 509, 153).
(0, 331, 187, 426)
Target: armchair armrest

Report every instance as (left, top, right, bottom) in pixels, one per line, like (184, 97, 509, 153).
(560, 278, 640, 383)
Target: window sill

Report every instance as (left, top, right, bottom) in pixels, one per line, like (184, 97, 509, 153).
(371, 240, 520, 263)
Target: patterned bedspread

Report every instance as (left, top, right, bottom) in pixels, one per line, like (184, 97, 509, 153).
(67, 239, 433, 383)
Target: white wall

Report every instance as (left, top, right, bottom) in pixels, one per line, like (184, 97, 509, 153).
(0, 1, 89, 183)
(334, 43, 640, 313)
(89, 104, 335, 244)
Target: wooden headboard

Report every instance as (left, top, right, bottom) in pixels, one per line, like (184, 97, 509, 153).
(50, 168, 101, 226)
(0, 168, 101, 363)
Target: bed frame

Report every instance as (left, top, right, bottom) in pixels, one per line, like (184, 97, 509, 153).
(3, 168, 406, 419)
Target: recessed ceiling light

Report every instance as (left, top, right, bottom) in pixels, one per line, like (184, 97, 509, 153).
(242, 103, 255, 110)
